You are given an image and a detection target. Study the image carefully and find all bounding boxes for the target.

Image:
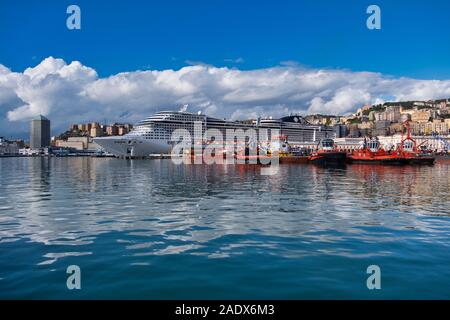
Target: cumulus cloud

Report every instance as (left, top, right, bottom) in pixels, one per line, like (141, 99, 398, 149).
(1, 56, 450, 137)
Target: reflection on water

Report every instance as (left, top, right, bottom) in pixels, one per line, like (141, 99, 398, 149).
(0, 157, 449, 298)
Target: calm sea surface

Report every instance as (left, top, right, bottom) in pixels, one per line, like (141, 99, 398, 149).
(0, 157, 449, 299)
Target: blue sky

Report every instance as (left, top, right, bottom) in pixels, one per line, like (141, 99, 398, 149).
(1, 0, 450, 78)
(1, 0, 450, 139)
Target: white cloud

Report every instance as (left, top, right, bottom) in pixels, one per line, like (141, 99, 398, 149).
(1, 56, 450, 137)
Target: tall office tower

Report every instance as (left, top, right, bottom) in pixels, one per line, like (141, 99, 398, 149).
(30, 115, 51, 149)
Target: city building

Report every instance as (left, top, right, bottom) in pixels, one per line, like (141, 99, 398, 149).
(118, 126, 128, 135)
(106, 125, 119, 136)
(374, 111, 387, 122)
(67, 122, 132, 138)
(445, 118, 450, 130)
(333, 124, 348, 138)
(372, 106, 401, 123)
(90, 122, 103, 137)
(348, 124, 360, 138)
(0, 137, 20, 155)
(372, 120, 390, 136)
(55, 136, 100, 151)
(389, 122, 404, 134)
(333, 135, 450, 153)
(411, 110, 431, 123)
(30, 115, 51, 149)
(378, 134, 450, 152)
(411, 120, 449, 136)
(385, 106, 402, 122)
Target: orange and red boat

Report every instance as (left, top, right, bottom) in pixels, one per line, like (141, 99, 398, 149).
(348, 121, 435, 165)
(347, 138, 409, 165)
(396, 121, 435, 165)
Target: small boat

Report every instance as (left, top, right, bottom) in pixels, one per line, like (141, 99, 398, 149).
(308, 138, 347, 165)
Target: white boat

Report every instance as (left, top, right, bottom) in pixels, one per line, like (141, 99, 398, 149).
(94, 111, 333, 157)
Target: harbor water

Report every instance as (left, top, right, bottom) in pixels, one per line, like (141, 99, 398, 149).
(0, 157, 449, 299)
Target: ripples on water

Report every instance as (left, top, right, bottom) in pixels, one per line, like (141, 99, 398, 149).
(0, 157, 449, 298)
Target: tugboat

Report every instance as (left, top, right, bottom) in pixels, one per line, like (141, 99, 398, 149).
(347, 137, 409, 165)
(308, 138, 347, 165)
(265, 136, 292, 157)
(397, 121, 435, 165)
(265, 136, 309, 164)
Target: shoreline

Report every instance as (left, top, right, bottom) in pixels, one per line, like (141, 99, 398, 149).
(2, 154, 450, 164)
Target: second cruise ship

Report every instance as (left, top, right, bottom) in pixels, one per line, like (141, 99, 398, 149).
(94, 111, 334, 157)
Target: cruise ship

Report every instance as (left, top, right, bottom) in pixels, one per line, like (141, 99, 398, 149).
(94, 111, 334, 157)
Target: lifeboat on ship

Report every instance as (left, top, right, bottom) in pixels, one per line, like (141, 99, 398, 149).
(308, 138, 347, 165)
(348, 137, 409, 165)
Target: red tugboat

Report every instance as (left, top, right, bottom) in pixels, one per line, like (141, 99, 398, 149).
(397, 121, 435, 165)
(347, 137, 409, 165)
(308, 138, 347, 165)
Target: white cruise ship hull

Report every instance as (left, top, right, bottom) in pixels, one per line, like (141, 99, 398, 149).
(93, 111, 334, 157)
(94, 136, 171, 157)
